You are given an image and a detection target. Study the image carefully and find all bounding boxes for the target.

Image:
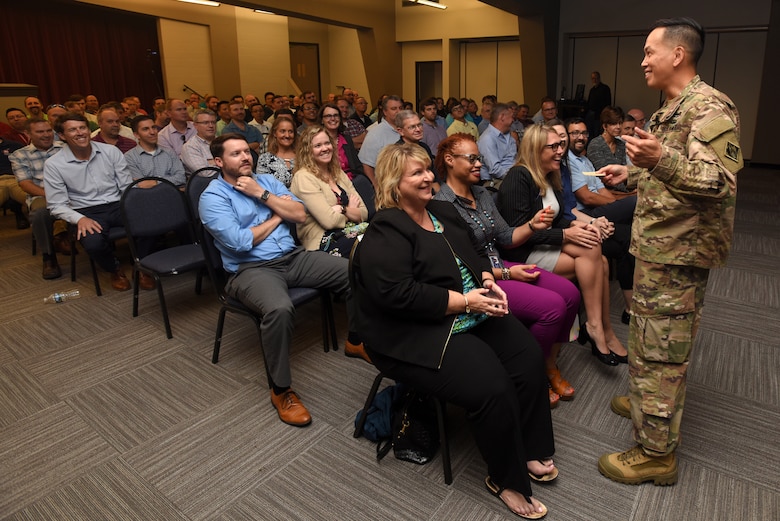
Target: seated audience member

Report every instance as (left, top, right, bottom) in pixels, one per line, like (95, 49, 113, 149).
(248, 103, 271, 150)
(302, 90, 318, 106)
(586, 106, 633, 194)
(10, 118, 68, 278)
(349, 96, 372, 130)
(180, 109, 218, 176)
(216, 101, 231, 136)
(65, 98, 99, 131)
(394, 109, 437, 184)
(564, 118, 635, 322)
(516, 103, 534, 128)
(266, 95, 286, 125)
(435, 133, 580, 407)
(152, 97, 167, 114)
(1, 135, 28, 229)
(199, 134, 366, 426)
(358, 95, 404, 186)
(158, 99, 196, 157)
(45, 104, 68, 135)
(533, 97, 559, 124)
(85, 95, 100, 115)
(498, 124, 627, 366)
(478, 101, 494, 135)
(467, 99, 482, 127)
(446, 104, 479, 141)
(419, 97, 447, 157)
(90, 102, 136, 141)
(627, 108, 648, 131)
(261, 91, 275, 120)
(341, 88, 356, 116)
(297, 102, 319, 134)
(337, 97, 366, 149)
(125, 115, 186, 189)
(621, 114, 636, 137)
(92, 106, 137, 153)
(354, 142, 556, 519)
(478, 102, 517, 186)
(44, 113, 134, 291)
(255, 117, 298, 187)
(186, 93, 201, 120)
(153, 106, 170, 131)
(3, 108, 31, 145)
(124, 96, 145, 120)
(290, 125, 368, 255)
(318, 103, 375, 217)
(24, 97, 45, 119)
(435, 97, 447, 118)
(223, 100, 263, 162)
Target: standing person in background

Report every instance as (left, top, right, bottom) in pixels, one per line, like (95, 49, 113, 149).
(597, 17, 742, 486)
(585, 71, 612, 138)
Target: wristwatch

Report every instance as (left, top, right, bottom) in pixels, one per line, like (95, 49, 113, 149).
(501, 267, 511, 280)
(260, 190, 271, 202)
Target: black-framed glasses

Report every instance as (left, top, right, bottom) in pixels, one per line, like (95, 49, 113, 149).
(452, 153, 483, 164)
(46, 104, 66, 110)
(568, 130, 589, 137)
(543, 141, 567, 151)
(321, 114, 340, 119)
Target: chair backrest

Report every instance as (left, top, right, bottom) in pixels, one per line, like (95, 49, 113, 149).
(120, 178, 196, 262)
(184, 169, 231, 299)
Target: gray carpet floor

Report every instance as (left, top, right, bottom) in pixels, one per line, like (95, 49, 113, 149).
(1, 167, 777, 520)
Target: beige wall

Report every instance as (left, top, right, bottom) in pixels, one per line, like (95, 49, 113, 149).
(158, 19, 214, 100)
(236, 11, 290, 97)
(401, 41, 443, 105)
(326, 26, 369, 102)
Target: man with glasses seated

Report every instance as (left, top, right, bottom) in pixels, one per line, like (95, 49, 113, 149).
(394, 110, 436, 178)
(478, 103, 518, 190)
(296, 102, 319, 135)
(180, 109, 217, 176)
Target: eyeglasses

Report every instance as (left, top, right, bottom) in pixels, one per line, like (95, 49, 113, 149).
(195, 120, 217, 125)
(451, 154, 483, 164)
(404, 123, 424, 131)
(543, 141, 567, 151)
(568, 131, 589, 137)
(322, 114, 340, 119)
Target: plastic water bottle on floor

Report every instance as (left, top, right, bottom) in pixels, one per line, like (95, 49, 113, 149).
(44, 289, 81, 304)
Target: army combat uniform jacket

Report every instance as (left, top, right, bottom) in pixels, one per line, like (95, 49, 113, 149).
(628, 75, 743, 269)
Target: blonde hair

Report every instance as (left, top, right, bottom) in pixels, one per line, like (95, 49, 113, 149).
(515, 123, 562, 195)
(295, 125, 341, 182)
(266, 117, 298, 156)
(374, 143, 431, 210)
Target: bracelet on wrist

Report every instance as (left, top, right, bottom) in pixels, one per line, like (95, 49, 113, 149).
(463, 294, 470, 314)
(528, 221, 535, 232)
(501, 267, 511, 280)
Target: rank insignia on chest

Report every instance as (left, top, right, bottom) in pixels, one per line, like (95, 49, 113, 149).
(725, 141, 740, 162)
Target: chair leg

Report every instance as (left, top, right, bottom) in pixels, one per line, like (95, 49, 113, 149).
(154, 277, 172, 339)
(434, 399, 453, 485)
(324, 293, 338, 352)
(89, 257, 102, 296)
(31, 234, 36, 256)
(132, 270, 140, 317)
(354, 372, 385, 438)
(195, 268, 204, 295)
(212, 307, 229, 363)
(320, 292, 330, 352)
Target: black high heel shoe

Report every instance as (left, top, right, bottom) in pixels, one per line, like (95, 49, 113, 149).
(578, 325, 619, 366)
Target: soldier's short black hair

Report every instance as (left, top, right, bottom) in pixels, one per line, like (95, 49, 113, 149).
(651, 17, 705, 65)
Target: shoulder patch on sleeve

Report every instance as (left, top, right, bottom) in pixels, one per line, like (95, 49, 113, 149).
(695, 116, 736, 143)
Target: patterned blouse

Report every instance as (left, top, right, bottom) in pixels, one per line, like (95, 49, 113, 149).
(255, 152, 295, 187)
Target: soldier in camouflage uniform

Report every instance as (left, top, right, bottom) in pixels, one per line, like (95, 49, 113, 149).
(595, 17, 743, 485)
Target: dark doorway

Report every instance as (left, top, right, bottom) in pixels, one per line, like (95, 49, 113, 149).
(415, 61, 442, 110)
(290, 43, 321, 102)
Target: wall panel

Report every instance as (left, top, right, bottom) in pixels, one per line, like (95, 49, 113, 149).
(158, 19, 214, 99)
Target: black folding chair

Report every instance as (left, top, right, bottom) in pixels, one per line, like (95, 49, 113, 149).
(184, 169, 338, 376)
(69, 224, 126, 296)
(120, 177, 206, 339)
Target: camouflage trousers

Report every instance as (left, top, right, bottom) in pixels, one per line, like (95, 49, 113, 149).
(628, 260, 709, 455)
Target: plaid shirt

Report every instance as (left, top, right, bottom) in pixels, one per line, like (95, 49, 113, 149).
(343, 118, 366, 138)
(10, 142, 63, 204)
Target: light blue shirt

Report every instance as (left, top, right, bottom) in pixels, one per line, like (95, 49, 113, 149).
(567, 149, 604, 210)
(358, 119, 400, 168)
(124, 145, 186, 187)
(478, 124, 517, 181)
(199, 173, 303, 273)
(44, 141, 132, 223)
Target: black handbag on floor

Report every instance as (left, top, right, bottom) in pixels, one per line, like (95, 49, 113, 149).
(377, 389, 440, 465)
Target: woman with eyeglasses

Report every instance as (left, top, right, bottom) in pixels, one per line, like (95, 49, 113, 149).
(318, 103, 376, 218)
(290, 125, 368, 256)
(354, 142, 555, 519)
(255, 117, 298, 187)
(498, 124, 626, 367)
(434, 133, 580, 408)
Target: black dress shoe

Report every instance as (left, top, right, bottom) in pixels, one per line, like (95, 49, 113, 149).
(579, 325, 619, 366)
(621, 310, 630, 325)
(611, 350, 628, 364)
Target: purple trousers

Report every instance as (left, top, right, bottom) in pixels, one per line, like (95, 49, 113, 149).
(497, 262, 580, 358)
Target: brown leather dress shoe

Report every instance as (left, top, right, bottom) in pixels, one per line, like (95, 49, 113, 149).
(345, 341, 372, 364)
(53, 233, 73, 256)
(111, 270, 131, 291)
(42, 259, 62, 280)
(270, 389, 312, 427)
(138, 273, 156, 290)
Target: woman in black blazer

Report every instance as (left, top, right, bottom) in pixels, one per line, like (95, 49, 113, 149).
(497, 124, 626, 366)
(354, 143, 555, 519)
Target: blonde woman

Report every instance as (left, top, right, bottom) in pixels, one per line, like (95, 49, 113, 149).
(290, 125, 368, 256)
